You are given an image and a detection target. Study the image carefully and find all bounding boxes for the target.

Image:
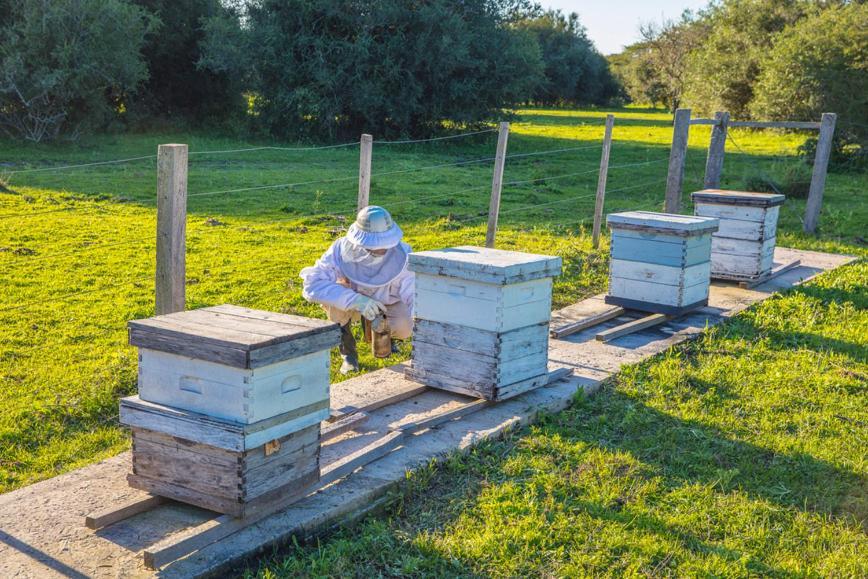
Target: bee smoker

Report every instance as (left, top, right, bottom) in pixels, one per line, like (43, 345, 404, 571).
(364, 314, 392, 358)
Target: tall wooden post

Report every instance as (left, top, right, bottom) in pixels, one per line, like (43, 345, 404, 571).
(485, 122, 510, 248)
(592, 114, 615, 249)
(357, 134, 373, 211)
(665, 108, 691, 213)
(803, 113, 836, 234)
(155, 144, 188, 315)
(703, 111, 729, 189)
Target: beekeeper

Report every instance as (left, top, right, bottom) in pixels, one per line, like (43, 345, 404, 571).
(300, 206, 414, 374)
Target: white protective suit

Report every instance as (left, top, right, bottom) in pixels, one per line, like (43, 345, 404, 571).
(299, 237, 415, 338)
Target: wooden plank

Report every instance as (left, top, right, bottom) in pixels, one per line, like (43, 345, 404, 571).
(404, 366, 490, 399)
(208, 305, 337, 331)
(132, 439, 242, 500)
(592, 114, 614, 249)
(120, 396, 328, 452)
(319, 430, 406, 487)
(689, 118, 718, 126)
(737, 259, 801, 288)
(550, 306, 626, 338)
(485, 122, 510, 248)
(703, 111, 729, 189)
(128, 474, 243, 516)
(804, 113, 836, 233)
(610, 259, 710, 287)
(665, 108, 691, 213)
(84, 495, 168, 530)
(595, 313, 672, 342)
(358, 134, 372, 210)
(142, 470, 320, 570)
(155, 144, 188, 315)
(321, 412, 369, 442)
(728, 120, 821, 129)
(401, 399, 492, 434)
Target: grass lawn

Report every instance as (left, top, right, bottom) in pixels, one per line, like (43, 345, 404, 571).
(245, 261, 867, 577)
(1, 106, 865, 573)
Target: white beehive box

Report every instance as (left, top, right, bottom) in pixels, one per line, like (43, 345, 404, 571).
(692, 189, 785, 281)
(407, 246, 562, 401)
(606, 211, 719, 315)
(128, 304, 340, 426)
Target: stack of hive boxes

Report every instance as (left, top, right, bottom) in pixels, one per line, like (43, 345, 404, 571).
(119, 304, 340, 517)
(691, 189, 785, 281)
(606, 211, 719, 315)
(406, 246, 562, 401)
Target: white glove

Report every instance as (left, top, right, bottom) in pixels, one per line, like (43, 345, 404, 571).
(350, 295, 385, 321)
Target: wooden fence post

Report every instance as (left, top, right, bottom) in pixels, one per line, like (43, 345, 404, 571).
(665, 108, 691, 213)
(357, 134, 373, 211)
(485, 122, 510, 248)
(703, 111, 729, 189)
(155, 144, 188, 315)
(592, 114, 615, 249)
(803, 112, 836, 234)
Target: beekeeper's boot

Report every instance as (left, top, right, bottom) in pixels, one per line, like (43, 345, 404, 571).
(339, 323, 360, 374)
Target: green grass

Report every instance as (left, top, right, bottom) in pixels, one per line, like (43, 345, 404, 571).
(0, 106, 865, 573)
(243, 262, 867, 577)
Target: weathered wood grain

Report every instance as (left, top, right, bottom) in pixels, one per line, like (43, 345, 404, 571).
(592, 114, 615, 248)
(804, 113, 836, 233)
(665, 108, 691, 213)
(120, 396, 328, 451)
(84, 495, 168, 530)
(155, 144, 188, 316)
(358, 134, 372, 210)
(486, 122, 510, 248)
(703, 112, 729, 189)
(408, 246, 562, 285)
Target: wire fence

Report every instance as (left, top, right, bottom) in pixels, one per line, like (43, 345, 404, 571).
(0, 119, 732, 410)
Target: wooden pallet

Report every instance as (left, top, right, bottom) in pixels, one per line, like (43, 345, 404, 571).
(550, 304, 702, 343)
(711, 259, 801, 289)
(85, 368, 572, 570)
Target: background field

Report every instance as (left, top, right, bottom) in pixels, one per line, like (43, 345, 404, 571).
(1, 106, 865, 574)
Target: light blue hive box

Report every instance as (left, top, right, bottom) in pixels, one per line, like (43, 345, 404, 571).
(606, 211, 719, 315)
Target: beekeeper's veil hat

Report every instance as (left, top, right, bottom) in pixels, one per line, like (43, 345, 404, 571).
(345, 206, 403, 250)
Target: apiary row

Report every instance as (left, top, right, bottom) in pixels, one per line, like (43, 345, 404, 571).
(118, 190, 784, 516)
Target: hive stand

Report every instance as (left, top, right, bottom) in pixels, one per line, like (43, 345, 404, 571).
(85, 368, 571, 569)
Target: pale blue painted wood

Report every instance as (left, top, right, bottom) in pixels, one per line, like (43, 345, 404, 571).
(613, 229, 711, 249)
(611, 236, 711, 267)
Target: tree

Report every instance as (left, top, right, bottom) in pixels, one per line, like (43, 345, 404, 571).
(200, 0, 545, 139)
(635, 11, 709, 111)
(608, 42, 668, 107)
(515, 10, 620, 106)
(0, 0, 156, 141)
(681, 0, 821, 118)
(128, 0, 243, 123)
(751, 3, 867, 168)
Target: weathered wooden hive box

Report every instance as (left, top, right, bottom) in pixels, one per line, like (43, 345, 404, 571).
(119, 304, 340, 517)
(691, 189, 785, 281)
(606, 211, 719, 315)
(406, 245, 562, 401)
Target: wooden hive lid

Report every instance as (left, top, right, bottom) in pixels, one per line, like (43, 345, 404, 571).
(691, 189, 785, 207)
(607, 211, 719, 236)
(408, 245, 562, 285)
(128, 304, 340, 369)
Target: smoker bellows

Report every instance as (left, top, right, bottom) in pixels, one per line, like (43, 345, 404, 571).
(405, 245, 562, 401)
(119, 305, 340, 517)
